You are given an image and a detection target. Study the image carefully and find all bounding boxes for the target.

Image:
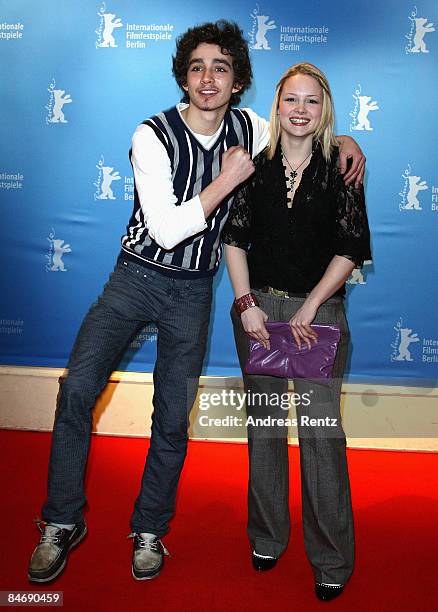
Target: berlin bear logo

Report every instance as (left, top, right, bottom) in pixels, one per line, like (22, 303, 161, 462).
(353, 96, 379, 131)
(393, 327, 419, 361)
(96, 3, 123, 49)
(406, 175, 428, 210)
(412, 18, 435, 52)
(94, 157, 121, 200)
(249, 6, 276, 51)
(46, 232, 72, 272)
(99, 13, 123, 47)
(49, 90, 72, 123)
(399, 166, 428, 211)
(406, 8, 435, 54)
(347, 261, 372, 285)
(391, 318, 420, 362)
(252, 15, 276, 50)
(410, 18, 435, 53)
(46, 80, 72, 125)
(98, 166, 121, 199)
(350, 85, 379, 132)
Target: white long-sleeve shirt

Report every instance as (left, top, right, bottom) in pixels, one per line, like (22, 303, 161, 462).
(130, 103, 269, 251)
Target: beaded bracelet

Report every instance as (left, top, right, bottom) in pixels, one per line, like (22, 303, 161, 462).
(234, 292, 259, 315)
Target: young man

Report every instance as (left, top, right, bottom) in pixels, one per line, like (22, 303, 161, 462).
(28, 21, 365, 583)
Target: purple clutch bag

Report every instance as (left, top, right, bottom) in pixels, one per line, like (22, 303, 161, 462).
(244, 322, 341, 381)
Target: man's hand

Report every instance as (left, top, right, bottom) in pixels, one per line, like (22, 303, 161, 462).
(241, 306, 270, 350)
(337, 135, 366, 188)
(220, 146, 255, 191)
(199, 146, 254, 219)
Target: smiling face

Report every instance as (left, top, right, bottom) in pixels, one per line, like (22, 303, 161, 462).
(182, 43, 241, 114)
(278, 73, 323, 141)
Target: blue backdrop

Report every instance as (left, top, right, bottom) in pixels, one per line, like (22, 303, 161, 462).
(1, 0, 437, 386)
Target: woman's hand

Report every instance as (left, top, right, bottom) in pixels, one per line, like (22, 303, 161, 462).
(241, 306, 270, 350)
(289, 301, 319, 350)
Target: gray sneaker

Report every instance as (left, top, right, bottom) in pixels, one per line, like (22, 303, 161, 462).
(130, 532, 169, 580)
(28, 520, 87, 583)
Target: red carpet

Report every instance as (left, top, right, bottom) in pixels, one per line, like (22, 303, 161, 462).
(1, 430, 437, 611)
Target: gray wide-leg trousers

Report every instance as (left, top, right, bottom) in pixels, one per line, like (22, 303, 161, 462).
(231, 290, 354, 585)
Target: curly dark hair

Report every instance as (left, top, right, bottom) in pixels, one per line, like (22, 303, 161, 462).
(172, 20, 252, 107)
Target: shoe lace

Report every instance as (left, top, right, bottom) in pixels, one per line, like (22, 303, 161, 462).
(34, 517, 62, 545)
(127, 533, 170, 556)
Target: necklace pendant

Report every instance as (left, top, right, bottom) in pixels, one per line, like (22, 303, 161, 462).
(289, 169, 297, 190)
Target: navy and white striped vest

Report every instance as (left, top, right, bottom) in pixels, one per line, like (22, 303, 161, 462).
(120, 106, 255, 278)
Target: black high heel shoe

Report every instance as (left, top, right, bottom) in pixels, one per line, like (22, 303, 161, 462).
(315, 582, 344, 601)
(252, 551, 277, 571)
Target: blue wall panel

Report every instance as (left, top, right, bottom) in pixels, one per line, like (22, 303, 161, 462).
(1, 1, 437, 385)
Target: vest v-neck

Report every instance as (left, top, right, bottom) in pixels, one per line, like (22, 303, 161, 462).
(176, 104, 226, 153)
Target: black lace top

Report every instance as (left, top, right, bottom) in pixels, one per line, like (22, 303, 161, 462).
(222, 142, 372, 296)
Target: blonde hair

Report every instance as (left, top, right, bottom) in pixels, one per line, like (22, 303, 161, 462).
(266, 62, 337, 161)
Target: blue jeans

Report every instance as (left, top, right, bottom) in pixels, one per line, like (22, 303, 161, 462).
(42, 258, 212, 536)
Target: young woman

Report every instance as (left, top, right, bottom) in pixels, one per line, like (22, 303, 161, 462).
(223, 63, 371, 602)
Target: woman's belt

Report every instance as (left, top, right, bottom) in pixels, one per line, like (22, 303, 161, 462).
(255, 286, 308, 299)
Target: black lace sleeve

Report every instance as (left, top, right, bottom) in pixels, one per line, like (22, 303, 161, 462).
(222, 165, 257, 252)
(332, 163, 372, 269)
